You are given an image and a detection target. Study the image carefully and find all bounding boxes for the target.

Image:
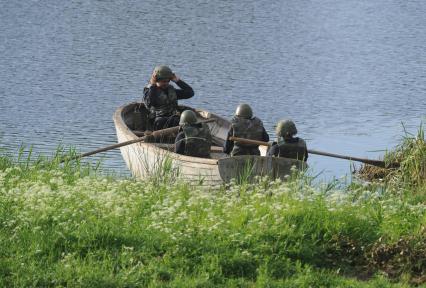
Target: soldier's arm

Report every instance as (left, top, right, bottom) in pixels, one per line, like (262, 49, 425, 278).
(261, 127, 270, 142)
(143, 85, 159, 107)
(304, 146, 309, 162)
(174, 80, 194, 100)
(266, 144, 279, 157)
(301, 139, 308, 161)
(174, 132, 186, 155)
(223, 128, 234, 154)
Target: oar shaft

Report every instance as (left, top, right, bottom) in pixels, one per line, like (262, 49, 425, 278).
(229, 137, 271, 147)
(62, 126, 179, 162)
(306, 149, 388, 167)
(62, 119, 216, 162)
(228, 136, 394, 168)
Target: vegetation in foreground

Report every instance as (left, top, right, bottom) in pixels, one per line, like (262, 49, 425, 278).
(358, 124, 425, 190)
(0, 131, 425, 287)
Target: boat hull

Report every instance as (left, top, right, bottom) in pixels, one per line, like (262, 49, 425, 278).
(113, 103, 305, 185)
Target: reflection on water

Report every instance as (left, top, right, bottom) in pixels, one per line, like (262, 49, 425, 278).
(0, 0, 425, 180)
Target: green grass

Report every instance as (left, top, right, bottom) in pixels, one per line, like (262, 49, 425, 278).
(0, 142, 425, 287)
(385, 124, 426, 193)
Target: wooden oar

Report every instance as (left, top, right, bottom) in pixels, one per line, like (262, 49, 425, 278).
(61, 119, 216, 162)
(229, 136, 399, 168)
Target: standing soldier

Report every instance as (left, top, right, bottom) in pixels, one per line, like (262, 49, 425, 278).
(143, 65, 194, 130)
(223, 104, 269, 156)
(175, 110, 212, 158)
(267, 119, 308, 162)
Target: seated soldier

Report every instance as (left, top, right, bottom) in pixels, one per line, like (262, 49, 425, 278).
(175, 110, 212, 158)
(223, 104, 269, 156)
(143, 65, 194, 130)
(267, 119, 308, 162)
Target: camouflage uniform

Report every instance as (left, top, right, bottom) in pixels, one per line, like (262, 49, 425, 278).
(224, 116, 269, 156)
(145, 84, 178, 118)
(267, 119, 308, 161)
(175, 123, 212, 157)
(267, 138, 308, 161)
(143, 66, 194, 130)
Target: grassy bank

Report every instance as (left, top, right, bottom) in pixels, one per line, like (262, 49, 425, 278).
(358, 124, 425, 191)
(0, 143, 425, 287)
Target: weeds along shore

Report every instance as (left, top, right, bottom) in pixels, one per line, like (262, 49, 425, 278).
(0, 135, 425, 287)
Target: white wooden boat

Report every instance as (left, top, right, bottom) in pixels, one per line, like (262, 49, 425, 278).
(113, 103, 305, 185)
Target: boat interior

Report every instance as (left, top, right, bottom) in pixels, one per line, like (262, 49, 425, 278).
(122, 103, 230, 160)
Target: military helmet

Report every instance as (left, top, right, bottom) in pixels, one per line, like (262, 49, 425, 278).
(276, 119, 297, 137)
(179, 110, 198, 125)
(154, 65, 173, 80)
(235, 103, 253, 119)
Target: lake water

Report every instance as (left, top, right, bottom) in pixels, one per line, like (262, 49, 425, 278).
(1, 0, 425, 180)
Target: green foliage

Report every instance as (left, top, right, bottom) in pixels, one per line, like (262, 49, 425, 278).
(385, 124, 426, 192)
(0, 145, 424, 287)
(358, 123, 425, 199)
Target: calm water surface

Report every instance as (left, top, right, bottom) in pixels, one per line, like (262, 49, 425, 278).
(0, 0, 425, 180)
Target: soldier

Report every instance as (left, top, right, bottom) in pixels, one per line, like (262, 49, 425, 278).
(143, 65, 194, 130)
(267, 119, 308, 162)
(223, 104, 269, 156)
(175, 110, 212, 158)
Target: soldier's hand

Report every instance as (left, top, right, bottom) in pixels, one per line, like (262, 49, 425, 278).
(144, 131, 155, 143)
(149, 73, 157, 85)
(171, 73, 180, 82)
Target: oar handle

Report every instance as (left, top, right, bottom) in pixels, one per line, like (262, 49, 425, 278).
(228, 136, 398, 168)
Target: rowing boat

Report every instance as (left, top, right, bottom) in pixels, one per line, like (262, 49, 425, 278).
(113, 103, 305, 185)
